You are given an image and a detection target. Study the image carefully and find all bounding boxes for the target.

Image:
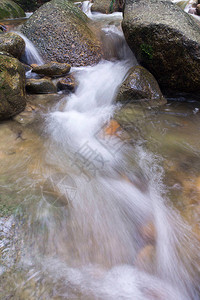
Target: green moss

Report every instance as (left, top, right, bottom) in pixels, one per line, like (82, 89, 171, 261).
(109, 0, 116, 13)
(54, 0, 89, 23)
(0, 203, 16, 217)
(140, 43, 153, 60)
(0, 0, 25, 20)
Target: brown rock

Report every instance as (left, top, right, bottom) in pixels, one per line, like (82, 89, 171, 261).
(0, 32, 25, 59)
(26, 78, 57, 94)
(0, 55, 26, 120)
(57, 74, 76, 92)
(32, 62, 71, 78)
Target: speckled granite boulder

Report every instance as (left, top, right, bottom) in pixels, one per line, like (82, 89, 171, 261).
(122, 0, 200, 93)
(21, 0, 102, 67)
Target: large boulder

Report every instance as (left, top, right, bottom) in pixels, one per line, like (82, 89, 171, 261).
(116, 65, 166, 105)
(122, 0, 200, 93)
(21, 0, 102, 67)
(0, 32, 25, 60)
(0, 0, 25, 20)
(0, 55, 26, 120)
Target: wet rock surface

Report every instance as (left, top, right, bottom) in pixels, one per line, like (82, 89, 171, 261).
(122, 0, 200, 94)
(0, 32, 25, 60)
(91, 0, 118, 14)
(57, 74, 76, 92)
(0, 54, 26, 120)
(116, 65, 166, 105)
(0, 0, 25, 20)
(26, 78, 57, 94)
(32, 62, 71, 78)
(21, 0, 103, 67)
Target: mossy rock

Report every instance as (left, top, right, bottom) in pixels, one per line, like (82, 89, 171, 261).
(21, 0, 103, 67)
(0, 0, 25, 20)
(0, 32, 25, 59)
(0, 54, 26, 120)
(116, 65, 166, 106)
(122, 0, 200, 94)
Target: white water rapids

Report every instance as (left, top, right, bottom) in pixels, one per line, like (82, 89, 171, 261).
(3, 4, 200, 300)
(42, 35, 199, 299)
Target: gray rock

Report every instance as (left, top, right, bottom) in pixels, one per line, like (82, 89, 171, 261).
(32, 62, 71, 77)
(26, 78, 57, 94)
(122, 0, 200, 93)
(21, 0, 103, 67)
(0, 32, 25, 60)
(116, 65, 166, 105)
(0, 55, 26, 120)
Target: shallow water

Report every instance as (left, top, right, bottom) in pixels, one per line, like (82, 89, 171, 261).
(0, 5, 200, 300)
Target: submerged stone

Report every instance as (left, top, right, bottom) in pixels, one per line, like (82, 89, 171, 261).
(122, 0, 200, 94)
(0, 55, 26, 120)
(21, 0, 102, 67)
(135, 244, 155, 273)
(0, 32, 25, 60)
(116, 65, 166, 105)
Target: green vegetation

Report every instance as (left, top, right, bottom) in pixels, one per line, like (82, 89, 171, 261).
(0, 0, 25, 20)
(140, 43, 153, 59)
(109, 0, 116, 13)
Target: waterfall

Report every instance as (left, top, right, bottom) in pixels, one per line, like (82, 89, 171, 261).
(15, 31, 44, 66)
(82, 0, 93, 17)
(81, 0, 123, 20)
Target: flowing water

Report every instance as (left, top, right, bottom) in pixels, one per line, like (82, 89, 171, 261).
(14, 32, 44, 66)
(0, 5, 200, 300)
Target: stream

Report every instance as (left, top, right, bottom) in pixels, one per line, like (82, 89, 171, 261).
(0, 3, 200, 300)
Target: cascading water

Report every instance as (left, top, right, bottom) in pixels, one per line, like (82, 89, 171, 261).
(15, 31, 44, 66)
(1, 4, 200, 300)
(82, 0, 93, 17)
